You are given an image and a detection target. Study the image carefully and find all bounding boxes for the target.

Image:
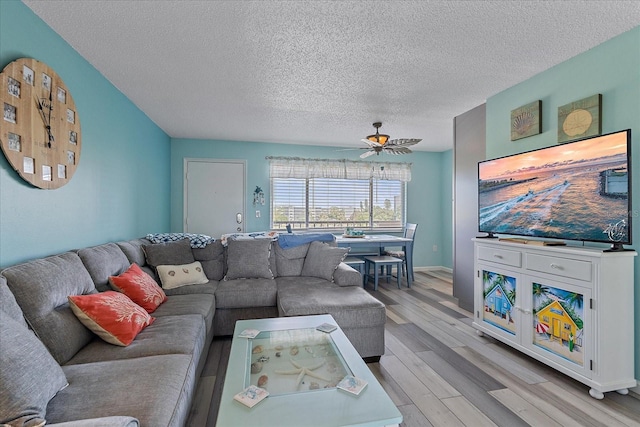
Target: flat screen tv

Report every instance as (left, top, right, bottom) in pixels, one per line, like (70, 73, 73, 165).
(478, 129, 632, 250)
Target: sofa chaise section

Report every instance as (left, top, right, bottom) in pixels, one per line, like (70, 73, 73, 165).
(2, 247, 211, 427)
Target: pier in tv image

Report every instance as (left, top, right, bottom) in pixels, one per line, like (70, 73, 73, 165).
(478, 130, 631, 245)
(532, 283, 584, 367)
(481, 270, 516, 335)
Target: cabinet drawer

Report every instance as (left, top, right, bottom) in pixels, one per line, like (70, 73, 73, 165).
(477, 246, 521, 267)
(526, 253, 591, 282)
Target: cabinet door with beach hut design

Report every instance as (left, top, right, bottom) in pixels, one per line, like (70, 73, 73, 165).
(476, 266, 521, 343)
(524, 278, 592, 378)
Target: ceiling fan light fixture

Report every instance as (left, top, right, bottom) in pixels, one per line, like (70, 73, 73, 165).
(366, 122, 390, 145)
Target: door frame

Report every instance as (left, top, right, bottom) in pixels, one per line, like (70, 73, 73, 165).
(183, 158, 246, 233)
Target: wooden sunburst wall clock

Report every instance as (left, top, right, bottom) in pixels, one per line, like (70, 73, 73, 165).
(0, 58, 81, 189)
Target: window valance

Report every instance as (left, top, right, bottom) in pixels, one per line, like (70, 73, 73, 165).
(266, 157, 412, 182)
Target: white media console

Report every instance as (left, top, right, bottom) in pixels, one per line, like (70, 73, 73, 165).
(472, 238, 636, 399)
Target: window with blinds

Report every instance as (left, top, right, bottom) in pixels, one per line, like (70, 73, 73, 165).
(268, 157, 410, 231)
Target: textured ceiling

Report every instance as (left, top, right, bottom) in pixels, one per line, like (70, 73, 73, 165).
(22, 1, 640, 152)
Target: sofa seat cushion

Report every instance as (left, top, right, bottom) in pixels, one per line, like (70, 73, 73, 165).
(78, 243, 131, 292)
(2, 252, 98, 365)
(48, 354, 196, 427)
(0, 310, 68, 427)
(215, 278, 277, 309)
(152, 294, 215, 334)
(46, 416, 140, 426)
(276, 277, 386, 328)
(65, 314, 206, 365)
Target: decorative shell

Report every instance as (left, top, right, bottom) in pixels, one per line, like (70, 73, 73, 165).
(251, 361, 263, 374)
(257, 375, 268, 387)
(252, 345, 263, 354)
(512, 111, 534, 136)
(289, 345, 299, 356)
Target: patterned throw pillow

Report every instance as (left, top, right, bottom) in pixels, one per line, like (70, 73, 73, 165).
(68, 291, 155, 346)
(108, 263, 167, 313)
(156, 261, 210, 290)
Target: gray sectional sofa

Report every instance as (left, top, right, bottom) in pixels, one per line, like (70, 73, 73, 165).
(0, 235, 386, 426)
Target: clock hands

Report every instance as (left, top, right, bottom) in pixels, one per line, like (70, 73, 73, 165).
(34, 93, 54, 147)
(46, 90, 53, 147)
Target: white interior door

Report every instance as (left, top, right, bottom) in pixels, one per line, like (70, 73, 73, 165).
(184, 159, 245, 238)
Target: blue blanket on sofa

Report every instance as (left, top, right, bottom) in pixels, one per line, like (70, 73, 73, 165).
(277, 233, 335, 249)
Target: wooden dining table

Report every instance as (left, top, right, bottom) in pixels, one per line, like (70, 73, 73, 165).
(335, 234, 414, 287)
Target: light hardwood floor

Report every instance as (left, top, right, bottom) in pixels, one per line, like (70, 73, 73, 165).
(188, 270, 640, 427)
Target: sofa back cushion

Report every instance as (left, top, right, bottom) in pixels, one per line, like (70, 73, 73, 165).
(117, 238, 156, 280)
(117, 238, 151, 267)
(274, 241, 310, 277)
(0, 310, 68, 427)
(0, 275, 27, 328)
(78, 243, 131, 292)
(2, 252, 97, 365)
(192, 240, 225, 281)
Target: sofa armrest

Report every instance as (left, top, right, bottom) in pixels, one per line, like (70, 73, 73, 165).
(333, 263, 361, 287)
(47, 416, 139, 427)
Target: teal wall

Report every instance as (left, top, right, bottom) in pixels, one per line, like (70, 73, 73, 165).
(0, 0, 171, 268)
(486, 27, 640, 376)
(170, 139, 452, 269)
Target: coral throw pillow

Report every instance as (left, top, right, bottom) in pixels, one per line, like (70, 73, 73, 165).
(68, 291, 155, 346)
(108, 263, 167, 313)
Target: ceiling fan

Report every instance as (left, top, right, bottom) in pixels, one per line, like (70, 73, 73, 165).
(358, 122, 421, 158)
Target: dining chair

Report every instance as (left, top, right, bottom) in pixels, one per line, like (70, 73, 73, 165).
(383, 223, 418, 282)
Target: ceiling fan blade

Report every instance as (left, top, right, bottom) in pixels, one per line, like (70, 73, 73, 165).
(361, 138, 383, 148)
(359, 150, 377, 159)
(384, 147, 413, 155)
(387, 138, 421, 147)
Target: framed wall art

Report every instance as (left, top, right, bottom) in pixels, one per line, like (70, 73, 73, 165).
(510, 100, 541, 141)
(557, 94, 601, 143)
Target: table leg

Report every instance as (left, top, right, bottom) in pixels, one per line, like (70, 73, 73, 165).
(405, 243, 413, 288)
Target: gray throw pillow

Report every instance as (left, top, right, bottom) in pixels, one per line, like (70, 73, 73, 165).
(142, 239, 195, 272)
(274, 241, 310, 277)
(0, 310, 68, 426)
(225, 239, 274, 280)
(301, 241, 349, 282)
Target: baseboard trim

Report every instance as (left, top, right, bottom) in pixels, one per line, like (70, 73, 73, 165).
(414, 266, 452, 273)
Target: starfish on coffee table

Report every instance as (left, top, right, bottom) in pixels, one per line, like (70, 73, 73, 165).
(274, 359, 330, 390)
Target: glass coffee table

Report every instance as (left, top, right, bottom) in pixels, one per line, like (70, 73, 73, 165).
(216, 314, 402, 427)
